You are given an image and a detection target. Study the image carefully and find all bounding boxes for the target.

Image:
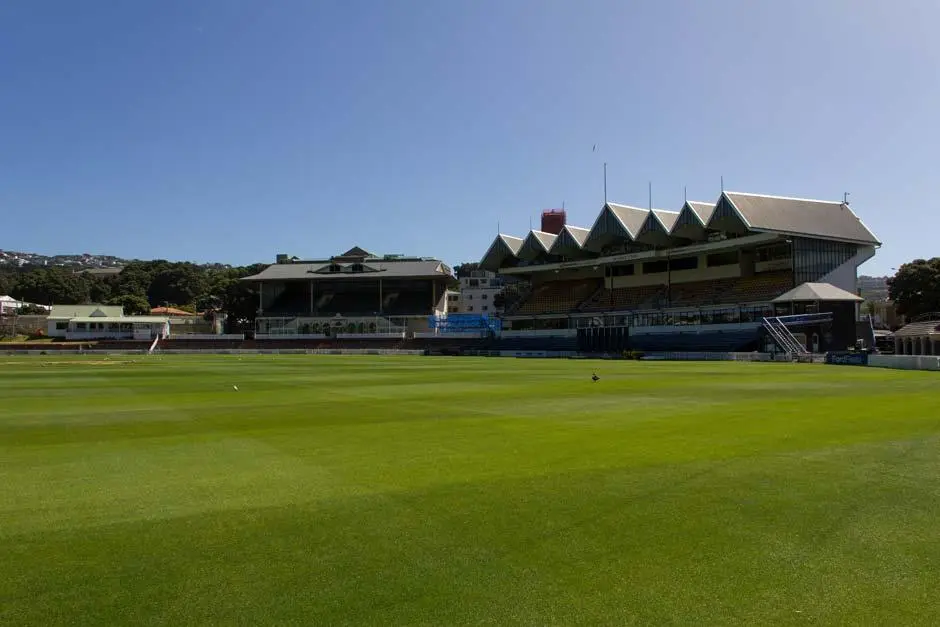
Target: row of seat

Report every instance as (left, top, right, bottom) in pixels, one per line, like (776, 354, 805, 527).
(517, 272, 793, 314)
(515, 280, 602, 315)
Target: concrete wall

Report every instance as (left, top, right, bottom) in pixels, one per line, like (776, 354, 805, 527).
(868, 355, 940, 371)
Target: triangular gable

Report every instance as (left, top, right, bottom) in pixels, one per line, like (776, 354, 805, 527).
(480, 234, 524, 271)
(340, 246, 372, 258)
(549, 226, 591, 257)
(706, 193, 751, 235)
(518, 231, 558, 261)
(635, 210, 678, 246)
(583, 203, 642, 252)
(671, 201, 715, 240)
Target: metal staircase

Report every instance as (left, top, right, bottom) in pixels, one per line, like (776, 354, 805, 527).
(762, 317, 806, 355)
(761, 313, 833, 355)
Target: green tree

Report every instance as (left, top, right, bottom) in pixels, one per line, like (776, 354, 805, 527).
(887, 258, 940, 318)
(17, 303, 49, 315)
(107, 294, 152, 316)
(11, 267, 90, 305)
(453, 262, 481, 279)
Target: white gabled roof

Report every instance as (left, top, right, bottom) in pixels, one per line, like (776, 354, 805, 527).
(772, 282, 864, 303)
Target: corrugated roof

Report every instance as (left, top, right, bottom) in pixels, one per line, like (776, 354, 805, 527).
(606, 203, 649, 238)
(722, 192, 880, 245)
(772, 282, 864, 302)
(893, 320, 940, 337)
(548, 226, 591, 256)
(242, 259, 452, 281)
(652, 209, 680, 231)
(687, 201, 716, 224)
(533, 231, 556, 250)
(68, 316, 169, 323)
(564, 225, 590, 246)
(49, 304, 123, 319)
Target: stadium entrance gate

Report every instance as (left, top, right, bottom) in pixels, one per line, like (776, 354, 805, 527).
(577, 326, 629, 353)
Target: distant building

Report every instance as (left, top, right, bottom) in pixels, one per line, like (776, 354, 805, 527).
(452, 270, 505, 315)
(46, 304, 169, 340)
(0, 296, 50, 315)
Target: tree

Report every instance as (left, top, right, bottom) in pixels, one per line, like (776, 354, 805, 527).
(107, 294, 152, 316)
(453, 262, 481, 279)
(887, 258, 940, 318)
(16, 303, 49, 315)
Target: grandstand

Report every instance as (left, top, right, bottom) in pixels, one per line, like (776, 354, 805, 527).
(480, 192, 880, 353)
(242, 247, 458, 338)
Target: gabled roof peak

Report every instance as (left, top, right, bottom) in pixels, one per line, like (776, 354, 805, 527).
(724, 190, 845, 206)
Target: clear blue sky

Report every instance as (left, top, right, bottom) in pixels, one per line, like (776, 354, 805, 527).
(2, 0, 937, 274)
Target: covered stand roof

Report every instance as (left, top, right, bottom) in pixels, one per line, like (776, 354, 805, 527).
(892, 316, 940, 337)
(772, 283, 864, 303)
(517, 231, 557, 261)
(480, 234, 524, 272)
(582, 203, 649, 253)
(242, 246, 456, 283)
(548, 225, 591, 258)
(671, 201, 716, 240)
(480, 191, 880, 271)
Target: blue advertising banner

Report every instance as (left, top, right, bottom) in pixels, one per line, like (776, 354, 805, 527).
(825, 351, 869, 366)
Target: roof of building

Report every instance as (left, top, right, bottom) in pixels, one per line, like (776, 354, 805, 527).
(151, 306, 197, 316)
(772, 282, 864, 303)
(49, 304, 123, 319)
(548, 225, 591, 256)
(241, 259, 454, 282)
(480, 191, 881, 271)
(687, 201, 716, 224)
(68, 316, 170, 324)
(723, 192, 879, 245)
(651, 209, 680, 232)
(606, 203, 650, 238)
(892, 320, 940, 337)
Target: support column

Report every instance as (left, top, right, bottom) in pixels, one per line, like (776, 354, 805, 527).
(432, 281, 437, 312)
(379, 279, 383, 314)
(258, 283, 264, 315)
(309, 280, 315, 315)
(895, 337, 902, 355)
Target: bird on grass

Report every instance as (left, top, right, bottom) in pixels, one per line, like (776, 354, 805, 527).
(591, 373, 600, 382)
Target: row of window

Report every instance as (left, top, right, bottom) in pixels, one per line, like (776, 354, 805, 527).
(448, 306, 490, 313)
(605, 251, 747, 277)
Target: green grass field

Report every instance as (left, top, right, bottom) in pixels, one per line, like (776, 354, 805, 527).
(2, 355, 940, 625)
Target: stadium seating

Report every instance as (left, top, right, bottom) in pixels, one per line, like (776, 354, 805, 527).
(720, 272, 792, 303)
(579, 272, 793, 313)
(515, 280, 601, 315)
(580, 284, 666, 312)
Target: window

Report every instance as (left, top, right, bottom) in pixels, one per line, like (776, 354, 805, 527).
(611, 264, 635, 277)
(55, 322, 67, 330)
(669, 257, 698, 271)
(481, 294, 488, 300)
(467, 306, 474, 312)
(707, 251, 739, 267)
(482, 306, 488, 311)
(756, 243, 790, 263)
(642, 260, 668, 274)
(467, 294, 473, 300)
